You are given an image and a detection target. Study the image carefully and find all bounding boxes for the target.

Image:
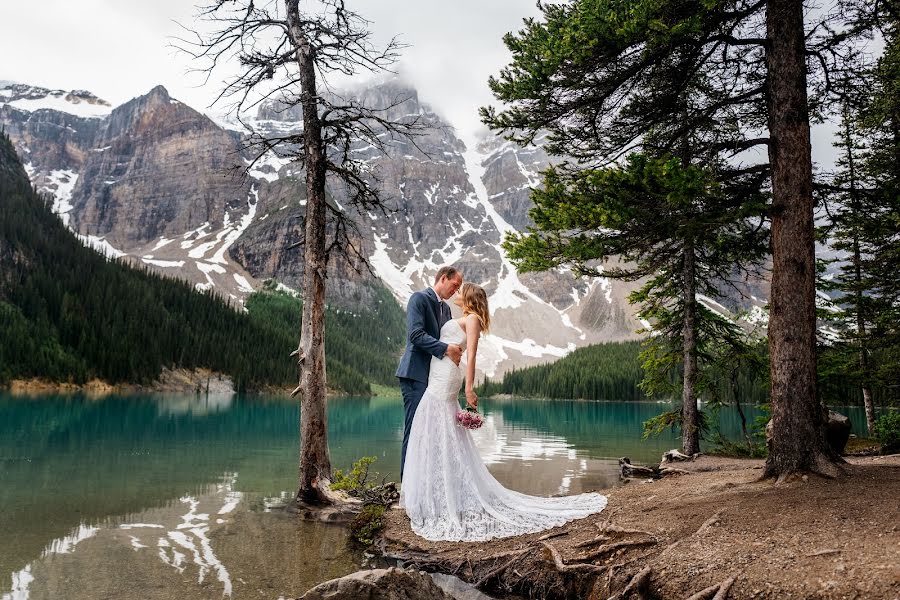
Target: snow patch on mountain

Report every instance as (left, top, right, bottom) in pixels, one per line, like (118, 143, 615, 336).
(75, 234, 124, 259)
(0, 83, 112, 119)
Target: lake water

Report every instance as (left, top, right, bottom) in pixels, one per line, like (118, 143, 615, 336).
(0, 393, 871, 599)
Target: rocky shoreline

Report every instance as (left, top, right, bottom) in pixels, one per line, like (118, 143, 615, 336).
(3, 367, 235, 396)
(376, 455, 900, 599)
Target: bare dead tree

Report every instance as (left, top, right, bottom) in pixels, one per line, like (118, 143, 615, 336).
(176, 0, 427, 504)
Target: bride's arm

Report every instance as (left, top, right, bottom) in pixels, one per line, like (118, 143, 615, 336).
(464, 314, 482, 409)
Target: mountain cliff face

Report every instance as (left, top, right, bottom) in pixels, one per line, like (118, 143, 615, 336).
(1, 80, 645, 377)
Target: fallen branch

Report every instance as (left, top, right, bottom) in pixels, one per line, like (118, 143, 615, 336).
(619, 457, 660, 479)
(662, 449, 700, 462)
(659, 466, 692, 476)
(805, 548, 841, 557)
(540, 542, 606, 574)
(538, 530, 569, 541)
(620, 457, 688, 479)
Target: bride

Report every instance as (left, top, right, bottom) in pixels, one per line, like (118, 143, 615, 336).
(400, 282, 607, 542)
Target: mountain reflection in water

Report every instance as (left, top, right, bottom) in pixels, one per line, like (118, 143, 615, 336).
(0, 393, 870, 599)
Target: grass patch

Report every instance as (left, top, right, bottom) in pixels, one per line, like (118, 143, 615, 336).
(370, 383, 401, 397)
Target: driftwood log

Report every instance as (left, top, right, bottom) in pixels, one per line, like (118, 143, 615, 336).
(662, 449, 700, 463)
(619, 457, 690, 480)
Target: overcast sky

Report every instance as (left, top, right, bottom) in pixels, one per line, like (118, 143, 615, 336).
(0, 0, 542, 143)
(2, 0, 848, 165)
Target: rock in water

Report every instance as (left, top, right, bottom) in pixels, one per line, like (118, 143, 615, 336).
(826, 410, 851, 455)
(299, 567, 454, 600)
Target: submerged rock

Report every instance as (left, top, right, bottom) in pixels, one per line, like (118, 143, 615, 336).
(298, 567, 454, 600)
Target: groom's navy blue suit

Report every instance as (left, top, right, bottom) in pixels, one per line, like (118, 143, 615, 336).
(396, 287, 452, 479)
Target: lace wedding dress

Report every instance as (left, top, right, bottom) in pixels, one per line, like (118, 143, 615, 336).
(400, 320, 608, 541)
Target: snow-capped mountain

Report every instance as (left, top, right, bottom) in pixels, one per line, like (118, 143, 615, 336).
(1, 80, 644, 377)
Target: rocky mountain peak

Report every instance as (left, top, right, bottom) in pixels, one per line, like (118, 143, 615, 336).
(0, 82, 112, 118)
(1, 77, 655, 377)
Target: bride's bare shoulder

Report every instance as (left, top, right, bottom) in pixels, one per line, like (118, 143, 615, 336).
(462, 313, 482, 331)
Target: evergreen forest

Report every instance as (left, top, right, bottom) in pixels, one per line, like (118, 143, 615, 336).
(0, 134, 405, 394)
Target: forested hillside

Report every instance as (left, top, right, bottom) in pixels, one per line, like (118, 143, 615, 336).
(478, 341, 647, 400)
(0, 133, 404, 393)
(478, 340, 772, 404)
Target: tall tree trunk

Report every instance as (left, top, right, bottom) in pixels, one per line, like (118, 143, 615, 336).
(852, 231, 875, 434)
(846, 119, 876, 435)
(682, 238, 700, 455)
(764, 0, 838, 478)
(287, 0, 332, 503)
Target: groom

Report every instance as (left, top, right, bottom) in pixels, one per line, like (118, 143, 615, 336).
(396, 266, 464, 479)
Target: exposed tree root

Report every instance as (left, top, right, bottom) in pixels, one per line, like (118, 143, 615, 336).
(694, 510, 724, 536)
(609, 565, 652, 600)
(578, 539, 658, 562)
(684, 576, 734, 600)
(597, 523, 657, 537)
(573, 534, 612, 549)
(540, 542, 606, 574)
(474, 549, 532, 588)
(765, 449, 847, 483)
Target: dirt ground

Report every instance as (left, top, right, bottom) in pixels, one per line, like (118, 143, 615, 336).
(381, 455, 900, 599)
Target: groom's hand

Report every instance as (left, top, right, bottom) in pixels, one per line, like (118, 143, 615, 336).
(446, 344, 462, 365)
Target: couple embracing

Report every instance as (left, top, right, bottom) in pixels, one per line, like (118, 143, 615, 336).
(395, 266, 607, 542)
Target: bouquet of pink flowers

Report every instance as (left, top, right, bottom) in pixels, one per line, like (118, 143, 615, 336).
(456, 406, 484, 430)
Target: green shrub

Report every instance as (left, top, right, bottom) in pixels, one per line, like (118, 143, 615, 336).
(331, 456, 378, 495)
(872, 412, 900, 454)
(348, 504, 386, 546)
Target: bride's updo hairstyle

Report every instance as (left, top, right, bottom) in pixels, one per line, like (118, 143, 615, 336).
(459, 283, 491, 333)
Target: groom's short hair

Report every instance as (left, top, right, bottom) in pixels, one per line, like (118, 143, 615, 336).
(434, 266, 461, 283)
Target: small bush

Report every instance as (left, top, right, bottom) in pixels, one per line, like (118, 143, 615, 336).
(349, 504, 386, 546)
(331, 456, 378, 495)
(708, 432, 767, 458)
(872, 412, 900, 454)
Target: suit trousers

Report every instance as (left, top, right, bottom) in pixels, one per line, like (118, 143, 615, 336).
(398, 376, 428, 480)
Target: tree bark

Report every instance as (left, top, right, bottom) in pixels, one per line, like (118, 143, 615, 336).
(682, 238, 701, 455)
(287, 0, 332, 503)
(850, 176, 875, 436)
(763, 0, 838, 478)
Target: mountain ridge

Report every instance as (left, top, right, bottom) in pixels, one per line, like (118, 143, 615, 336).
(1, 78, 653, 377)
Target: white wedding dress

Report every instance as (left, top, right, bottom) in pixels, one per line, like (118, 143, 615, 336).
(400, 319, 608, 541)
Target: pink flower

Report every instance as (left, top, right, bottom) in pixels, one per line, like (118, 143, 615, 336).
(456, 407, 484, 430)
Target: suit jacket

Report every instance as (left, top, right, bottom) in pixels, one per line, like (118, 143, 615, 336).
(395, 287, 452, 383)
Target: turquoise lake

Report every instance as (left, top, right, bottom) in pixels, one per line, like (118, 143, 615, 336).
(0, 393, 872, 599)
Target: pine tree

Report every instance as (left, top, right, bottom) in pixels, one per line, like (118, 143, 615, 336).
(504, 154, 767, 453)
(483, 0, 878, 476)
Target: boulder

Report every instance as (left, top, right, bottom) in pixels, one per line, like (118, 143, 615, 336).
(299, 567, 454, 600)
(764, 410, 852, 456)
(826, 410, 851, 455)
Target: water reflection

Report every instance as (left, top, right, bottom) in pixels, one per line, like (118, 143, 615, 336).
(155, 394, 235, 417)
(0, 393, 873, 598)
(2, 473, 361, 600)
